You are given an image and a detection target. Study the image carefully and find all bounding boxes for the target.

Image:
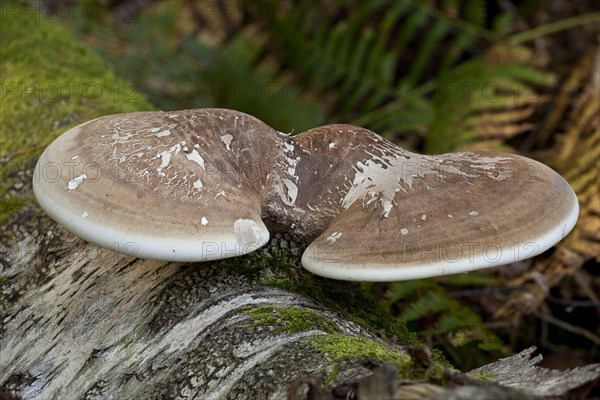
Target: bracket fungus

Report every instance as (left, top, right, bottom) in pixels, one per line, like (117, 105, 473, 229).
(33, 109, 578, 281)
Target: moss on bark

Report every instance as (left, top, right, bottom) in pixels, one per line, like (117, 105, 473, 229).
(0, 1, 153, 224)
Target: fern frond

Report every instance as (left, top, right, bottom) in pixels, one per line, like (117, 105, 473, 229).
(495, 47, 600, 321)
(252, 0, 514, 141)
(397, 290, 449, 323)
(385, 279, 435, 306)
(424, 44, 554, 152)
(388, 280, 505, 355)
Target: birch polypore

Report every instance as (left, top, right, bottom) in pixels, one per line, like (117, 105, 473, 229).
(33, 109, 578, 281)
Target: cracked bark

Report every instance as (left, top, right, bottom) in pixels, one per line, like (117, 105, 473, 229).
(1, 211, 599, 399)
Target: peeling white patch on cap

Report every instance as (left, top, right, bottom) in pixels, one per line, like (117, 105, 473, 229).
(158, 151, 172, 169)
(186, 149, 205, 169)
(234, 219, 265, 246)
(326, 232, 342, 243)
(421, 214, 427, 221)
(201, 217, 208, 226)
(469, 211, 479, 216)
(193, 179, 203, 190)
(283, 142, 294, 152)
(281, 178, 298, 206)
(382, 202, 393, 218)
(400, 228, 409, 236)
(154, 130, 171, 138)
(82, 212, 88, 218)
(328, 143, 335, 150)
(220, 134, 233, 150)
(67, 174, 87, 191)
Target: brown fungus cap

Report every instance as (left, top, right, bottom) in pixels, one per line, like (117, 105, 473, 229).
(33, 109, 278, 261)
(33, 110, 578, 280)
(297, 126, 578, 281)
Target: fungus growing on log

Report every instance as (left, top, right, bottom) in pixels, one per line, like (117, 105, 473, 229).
(33, 108, 578, 281)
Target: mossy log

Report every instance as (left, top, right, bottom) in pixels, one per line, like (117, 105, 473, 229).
(1, 2, 599, 399)
(2, 218, 600, 400)
(0, 230, 406, 399)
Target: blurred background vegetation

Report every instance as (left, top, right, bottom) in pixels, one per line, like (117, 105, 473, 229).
(19, 0, 600, 374)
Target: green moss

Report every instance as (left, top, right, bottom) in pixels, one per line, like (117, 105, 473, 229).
(218, 247, 431, 359)
(0, 1, 154, 223)
(0, 180, 29, 225)
(0, 2, 154, 156)
(218, 249, 298, 284)
(423, 362, 448, 383)
(314, 334, 414, 384)
(469, 373, 494, 381)
(216, 252, 269, 284)
(222, 247, 428, 355)
(246, 306, 337, 335)
(217, 246, 446, 365)
(269, 267, 423, 348)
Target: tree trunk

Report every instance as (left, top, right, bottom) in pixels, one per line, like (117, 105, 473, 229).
(0, 224, 395, 399)
(2, 216, 600, 399)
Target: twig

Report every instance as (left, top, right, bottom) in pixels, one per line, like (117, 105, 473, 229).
(1, 144, 49, 166)
(547, 296, 600, 308)
(534, 310, 600, 346)
(450, 287, 512, 298)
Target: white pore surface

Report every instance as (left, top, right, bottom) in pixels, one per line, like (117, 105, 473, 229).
(32, 178, 270, 262)
(301, 191, 579, 282)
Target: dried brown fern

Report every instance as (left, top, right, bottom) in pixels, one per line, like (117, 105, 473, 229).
(461, 44, 552, 151)
(495, 47, 600, 324)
